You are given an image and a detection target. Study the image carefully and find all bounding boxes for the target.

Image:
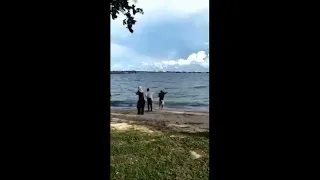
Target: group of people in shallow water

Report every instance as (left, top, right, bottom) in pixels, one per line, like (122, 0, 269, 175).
(136, 86, 168, 115)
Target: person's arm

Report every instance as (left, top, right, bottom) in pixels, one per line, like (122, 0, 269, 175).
(136, 91, 139, 95)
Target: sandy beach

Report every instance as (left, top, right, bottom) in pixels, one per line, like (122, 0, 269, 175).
(111, 108, 209, 133)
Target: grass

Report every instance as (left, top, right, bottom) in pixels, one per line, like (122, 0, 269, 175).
(111, 129, 209, 180)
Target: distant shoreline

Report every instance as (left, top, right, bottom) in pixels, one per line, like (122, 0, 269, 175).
(111, 71, 209, 74)
(111, 106, 209, 113)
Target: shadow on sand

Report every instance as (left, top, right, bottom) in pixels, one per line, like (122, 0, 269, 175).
(119, 119, 209, 138)
(179, 131, 209, 138)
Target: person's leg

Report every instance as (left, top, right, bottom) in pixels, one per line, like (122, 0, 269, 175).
(141, 101, 145, 115)
(150, 99, 153, 111)
(137, 101, 141, 114)
(147, 98, 150, 111)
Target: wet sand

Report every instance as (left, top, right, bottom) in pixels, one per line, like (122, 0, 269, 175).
(111, 109, 209, 133)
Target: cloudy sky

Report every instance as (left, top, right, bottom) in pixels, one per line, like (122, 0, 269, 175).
(111, 0, 209, 72)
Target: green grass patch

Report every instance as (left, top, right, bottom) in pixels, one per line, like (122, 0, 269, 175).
(111, 130, 209, 180)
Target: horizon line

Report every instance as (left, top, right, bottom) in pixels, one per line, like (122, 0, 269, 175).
(110, 70, 209, 72)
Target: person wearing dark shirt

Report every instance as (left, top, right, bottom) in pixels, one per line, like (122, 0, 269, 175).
(158, 90, 168, 110)
(136, 86, 145, 115)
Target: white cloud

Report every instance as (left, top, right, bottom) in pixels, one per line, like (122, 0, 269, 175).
(111, 43, 154, 62)
(111, 43, 161, 70)
(140, 50, 209, 71)
(111, 41, 209, 71)
(160, 51, 209, 66)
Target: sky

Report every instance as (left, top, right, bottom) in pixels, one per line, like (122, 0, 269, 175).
(111, 0, 209, 72)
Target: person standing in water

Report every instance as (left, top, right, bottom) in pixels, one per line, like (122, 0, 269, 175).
(158, 90, 168, 110)
(136, 86, 145, 115)
(145, 88, 153, 112)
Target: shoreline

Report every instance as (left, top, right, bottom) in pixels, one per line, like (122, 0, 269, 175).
(111, 108, 209, 133)
(110, 106, 209, 113)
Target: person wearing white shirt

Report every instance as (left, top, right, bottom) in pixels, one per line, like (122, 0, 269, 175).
(145, 88, 153, 112)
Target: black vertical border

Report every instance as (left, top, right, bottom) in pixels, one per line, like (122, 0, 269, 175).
(2, 2, 112, 179)
(210, 0, 227, 179)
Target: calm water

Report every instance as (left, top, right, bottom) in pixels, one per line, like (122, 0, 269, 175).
(111, 73, 209, 111)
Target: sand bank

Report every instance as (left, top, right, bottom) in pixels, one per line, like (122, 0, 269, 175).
(111, 109, 209, 133)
